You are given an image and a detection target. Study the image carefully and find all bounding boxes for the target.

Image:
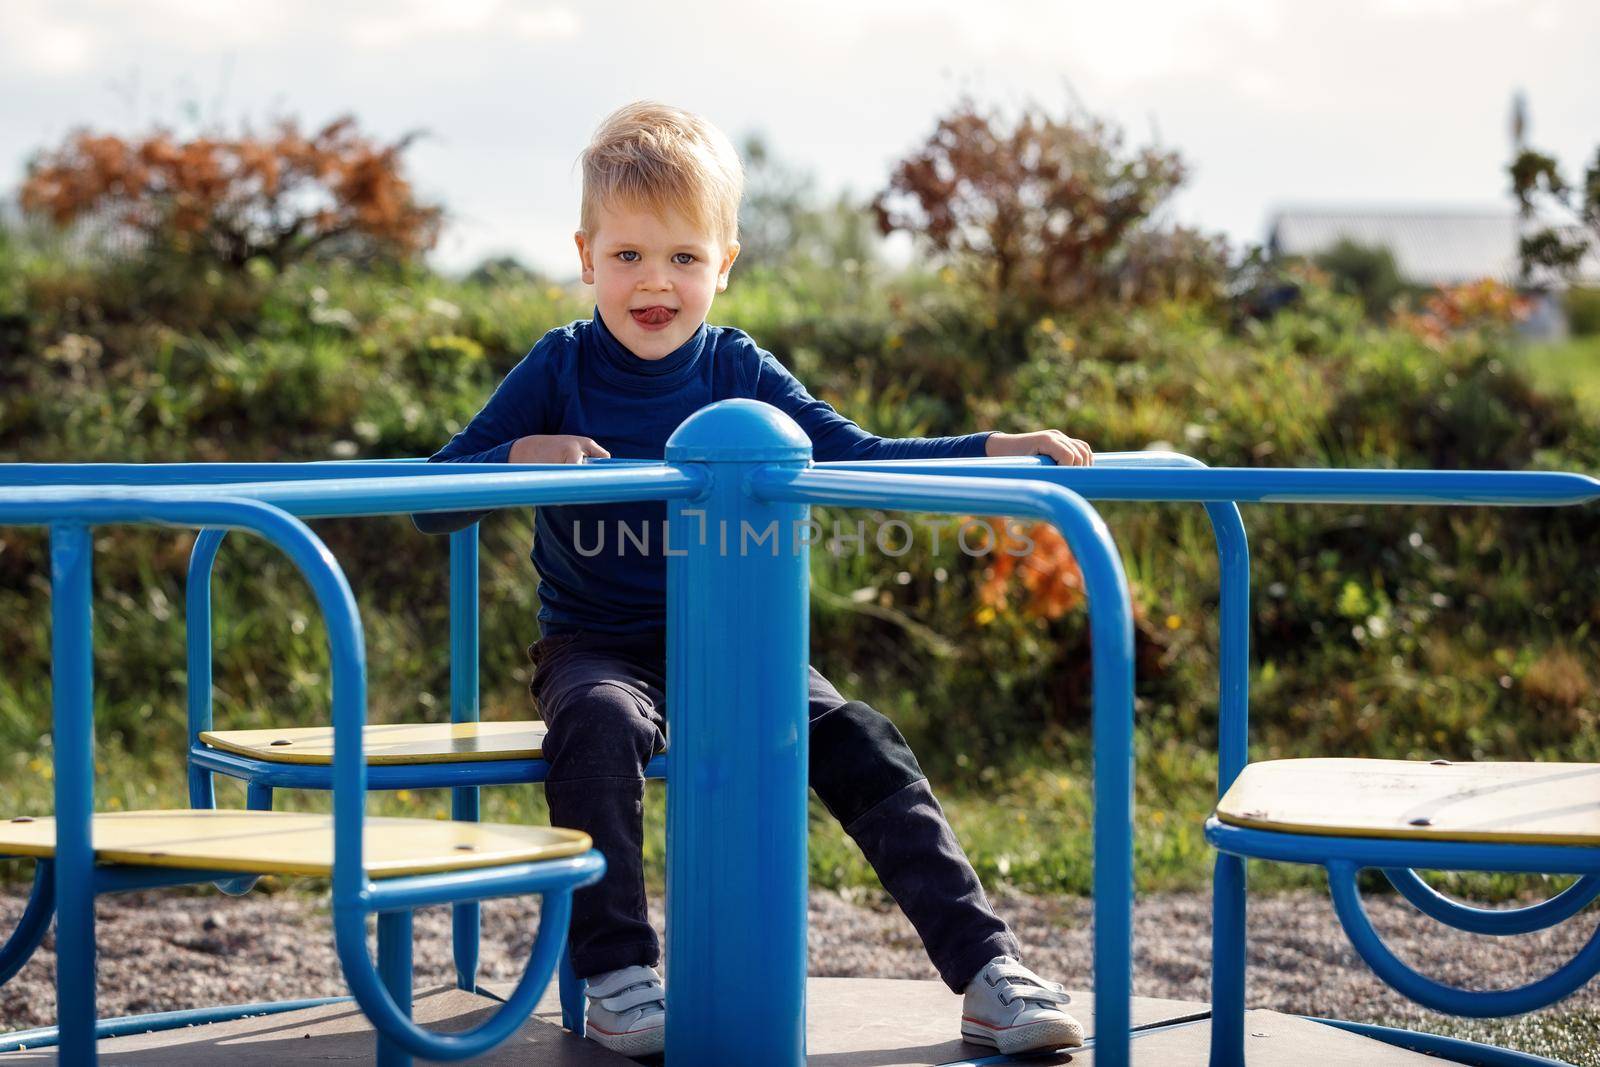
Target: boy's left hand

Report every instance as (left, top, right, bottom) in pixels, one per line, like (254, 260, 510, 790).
(986, 430, 1094, 467)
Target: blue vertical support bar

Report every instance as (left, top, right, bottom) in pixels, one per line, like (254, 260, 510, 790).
(663, 401, 814, 1066)
(188, 528, 264, 896)
(51, 522, 97, 1066)
(376, 909, 415, 1067)
(1085, 517, 1134, 1067)
(1206, 502, 1250, 1067)
(558, 946, 585, 1034)
(185, 529, 227, 811)
(448, 523, 481, 992)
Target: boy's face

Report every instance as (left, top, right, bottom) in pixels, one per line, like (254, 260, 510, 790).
(574, 200, 739, 360)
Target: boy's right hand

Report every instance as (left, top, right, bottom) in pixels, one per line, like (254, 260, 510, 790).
(508, 434, 612, 464)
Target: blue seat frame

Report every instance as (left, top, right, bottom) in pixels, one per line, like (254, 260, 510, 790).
(185, 520, 664, 1033)
(0, 490, 606, 1066)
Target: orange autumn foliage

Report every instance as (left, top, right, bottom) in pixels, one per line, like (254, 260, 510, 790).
(1395, 279, 1532, 349)
(19, 116, 441, 268)
(977, 519, 1085, 621)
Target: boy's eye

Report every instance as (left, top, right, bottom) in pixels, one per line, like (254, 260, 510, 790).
(612, 250, 696, 265)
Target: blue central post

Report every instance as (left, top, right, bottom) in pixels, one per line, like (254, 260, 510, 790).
(52, 522, 98, 1067)
(448, 523, 481, 992)
(664, 400, 813, 1065)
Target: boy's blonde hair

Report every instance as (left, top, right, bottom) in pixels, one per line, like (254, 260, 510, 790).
(578, 101, 744, 248)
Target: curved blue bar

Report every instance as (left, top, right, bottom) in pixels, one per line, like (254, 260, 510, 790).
(187, 744, 668, 789)
(824, 451, 1256, 787)
(345, 887, 578, 1060)
(1327, 861, 1600, 1016)
(751, 465, 1136, 1067)
(0, 861, 54, 987)
(364, 853, 606, 913)
(818, 449, 1262, 1066)
(1207, 818, 1600, 875)
(1308, 1017, 1578, 1066)
(0, 996, 354, 1054)
(175, 503, 651, 999)
(1383, 868, 1600, 936)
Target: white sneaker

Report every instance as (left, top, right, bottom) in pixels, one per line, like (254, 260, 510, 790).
(960, 955, 1085, 1054)
(583, 964, 666, 1058)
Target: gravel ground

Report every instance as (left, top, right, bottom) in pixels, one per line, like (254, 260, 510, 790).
(2, 885, 1597, 1060)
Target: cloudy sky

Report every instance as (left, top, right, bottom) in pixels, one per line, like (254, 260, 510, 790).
(4, 0, 1596, 275)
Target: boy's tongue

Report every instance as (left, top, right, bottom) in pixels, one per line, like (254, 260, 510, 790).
(631, 306, 676, 327)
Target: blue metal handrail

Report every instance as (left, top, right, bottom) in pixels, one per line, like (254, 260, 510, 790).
(821, 459, 1600, 507)
(0, 458, 662, 488)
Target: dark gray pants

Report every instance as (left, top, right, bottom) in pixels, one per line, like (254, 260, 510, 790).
(528, 628, 1020, 993)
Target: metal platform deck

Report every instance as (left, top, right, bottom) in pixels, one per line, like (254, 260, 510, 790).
(1, 978, 1447, 1065)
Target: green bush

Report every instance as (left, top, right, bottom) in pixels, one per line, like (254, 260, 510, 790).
(1566, 287, 1600, 337)
(1, 231, 1597, 886)
(1312, 238, 1407, 320)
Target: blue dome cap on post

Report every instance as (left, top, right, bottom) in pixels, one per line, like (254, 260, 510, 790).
(665, 399, 813, 462)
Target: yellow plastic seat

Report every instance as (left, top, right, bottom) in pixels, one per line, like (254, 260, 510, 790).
(199, 720, 547, 765)
(1215, 758, 1600, 846)
(0, 809, 590, 878)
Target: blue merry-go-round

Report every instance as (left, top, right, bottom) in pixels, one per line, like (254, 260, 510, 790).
(0, 398, 1597, 1065)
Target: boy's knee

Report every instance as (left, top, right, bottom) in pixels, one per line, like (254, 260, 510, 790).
(809, 700, 926, 828)
(542, 681, 662, 777)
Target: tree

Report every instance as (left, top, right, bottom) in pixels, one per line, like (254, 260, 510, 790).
(18, 116, 442, 270)
(465, 255, 545, 287)
(736, 133, 817, 272)
(872, 96, 1224, 326)
(1509, 133, 1599, 284)
(736, 134, 880, 274)
(1313, 238, 1406, 319)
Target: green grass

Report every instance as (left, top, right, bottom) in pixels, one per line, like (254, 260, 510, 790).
(1379, 1011, 1600, 1066)
(1518, 335, 1600, 414)
(4, 735, 1575, 905)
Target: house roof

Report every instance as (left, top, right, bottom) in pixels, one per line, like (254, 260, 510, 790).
(1267, 207, 1599, 288)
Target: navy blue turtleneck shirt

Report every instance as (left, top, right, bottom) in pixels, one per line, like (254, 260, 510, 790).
(416, 309, 993, 636)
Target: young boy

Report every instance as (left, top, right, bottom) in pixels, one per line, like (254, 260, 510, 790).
(417, 101, 1093, 1059)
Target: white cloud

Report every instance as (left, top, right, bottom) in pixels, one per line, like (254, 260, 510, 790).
(2, 0, 98, 75)
(506, 5, 580, 41)
(1, 0, 1595, 273)
(350, 1, 579, 47)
